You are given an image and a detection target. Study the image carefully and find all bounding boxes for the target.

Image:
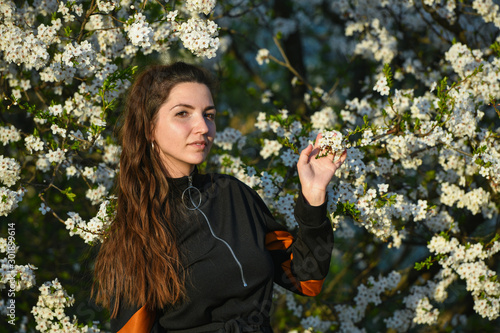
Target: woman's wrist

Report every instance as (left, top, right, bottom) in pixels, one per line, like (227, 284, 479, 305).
(301, 188, 326, 206)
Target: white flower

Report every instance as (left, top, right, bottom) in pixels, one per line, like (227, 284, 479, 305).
(50, 124, 67, 138)
(127, 13, 154, 49)
(0, 125, 21, 146)
(167, 10, 178, 22)
(260, 139, 282, 159)
(373, 76, 390, 96)
(255, 112, 270, 131)
(256, 49, 270, 65)
(281, 149, 299, 167)
(176, 17, 220, 58)
(311, 107, 337, 131)
(185, 0, 216, 15)
(48, 104, 63, 116)
(46, 148, 66, 164)
(261, 90, 273, 103)
(25, 135, 45, 153)
(97, 0, 118, 14)
(103, 144, 122, 165)
(39, 203, 50, 215)
(214, 128, 244, 150)
(0, 156, 21, 187)
(318, 130, 344, 153)
(86, 185, 107, 205)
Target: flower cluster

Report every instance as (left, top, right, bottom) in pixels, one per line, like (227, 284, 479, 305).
(310, 106, 338, 130)
(97, 0, 118, 14)
(440, 182, 492, 216)
(61, 40, 96, 75)
(175, 17, 219, 59)
(64, 200, 114, 244)
(318, 130, 344, 154)
(260, 139, 283, 159)
(0, 239, 36, 292)
(126, 13, 154, 50)
(473, 0, 500, 27)
(373, 75, 390, 96)
(347, 18, 398, 64)
(335, 271, 401, 332)
(474, 135, 500, 187)
(299, 315, 333, 333)
(185, 0, 217, 15)
(0, 187, 25, 217)
(256, 49, 270, 65)
(0, 125, 21, 145)
(214, 127, 245, 150)
(428, 235, 500, 320)
(0, 155, 20, 187)
(31, 279, 101, 332)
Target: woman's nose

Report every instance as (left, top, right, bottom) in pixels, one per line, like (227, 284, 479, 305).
(194, 114, 209, 134)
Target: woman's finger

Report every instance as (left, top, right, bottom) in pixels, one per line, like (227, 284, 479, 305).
(333, 150, 347, 168)
(298, 143, 313, 167)
(330, 151, 337, 162)
(314, 132, 322, 149)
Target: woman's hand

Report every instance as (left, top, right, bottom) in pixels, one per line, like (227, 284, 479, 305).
(297, 133, 347, 206)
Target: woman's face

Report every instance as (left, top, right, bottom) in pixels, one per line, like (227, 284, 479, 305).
(153, 82, 216, 178)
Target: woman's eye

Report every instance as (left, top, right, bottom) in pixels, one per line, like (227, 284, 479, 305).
(205, 113, 216, 120)
(176, 111, 188, 117)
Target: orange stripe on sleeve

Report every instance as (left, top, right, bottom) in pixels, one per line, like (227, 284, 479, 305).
(265, 230, 294, 251)
(279, 258, 325, 296)
(118, 305, 156, 333)
(266, 231, 325, 296)
(298, 279, 325, 296)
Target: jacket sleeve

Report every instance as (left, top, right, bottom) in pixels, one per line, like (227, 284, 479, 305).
(264, 192, 334, 296)
(109, 302, 159, 333)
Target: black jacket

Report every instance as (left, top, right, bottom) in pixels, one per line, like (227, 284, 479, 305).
(111, 170, 334, 333)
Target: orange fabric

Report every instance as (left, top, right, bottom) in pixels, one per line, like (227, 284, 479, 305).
(297, 278, 325, 296)
(265, 231, 324, 296)
(118, 305, 156, 333)
(265, 230, 294, 250)
(279, 258, 324, 296)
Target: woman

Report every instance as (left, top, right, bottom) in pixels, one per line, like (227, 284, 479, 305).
(93, 62, 346, 333)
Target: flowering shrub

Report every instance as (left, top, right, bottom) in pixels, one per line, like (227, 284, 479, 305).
(1, 0, 500, 332)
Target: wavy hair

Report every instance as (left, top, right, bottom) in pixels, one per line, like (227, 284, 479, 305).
(93, 62, 215, 317)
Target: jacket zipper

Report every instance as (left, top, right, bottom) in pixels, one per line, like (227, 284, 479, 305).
(188, 176, 248, 287)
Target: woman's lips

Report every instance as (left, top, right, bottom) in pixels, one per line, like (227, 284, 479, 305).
(189, 141, 207, 149)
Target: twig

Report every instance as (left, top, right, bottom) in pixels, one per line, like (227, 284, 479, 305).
(153, 0, 166, 12)
(76, 0, 97, 44)
(39, 194, 65, 224)
(274, 165, 297, 199)
(270, 36, 313, 91)
(445, 144, 473, 158)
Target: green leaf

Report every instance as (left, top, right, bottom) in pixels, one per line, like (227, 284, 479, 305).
(414, 256, 434, 271)
(383, 63, 393, 88)
(62, 187, 76, 202)
(64, 26, 72, 37)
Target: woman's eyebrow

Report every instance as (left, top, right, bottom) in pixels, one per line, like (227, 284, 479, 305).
(170, 104, 216, 111)
(170, 103, 195, 111)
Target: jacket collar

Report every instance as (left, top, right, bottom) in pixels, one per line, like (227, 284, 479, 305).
(167, 166, 201, 189)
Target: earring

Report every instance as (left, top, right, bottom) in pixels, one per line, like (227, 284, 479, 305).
(151, 142, 155, 150)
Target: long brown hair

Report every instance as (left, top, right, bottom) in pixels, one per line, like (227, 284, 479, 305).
(93, 62, 215, 317)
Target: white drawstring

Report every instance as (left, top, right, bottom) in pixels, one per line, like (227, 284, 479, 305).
(182, 177, 248, 287)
